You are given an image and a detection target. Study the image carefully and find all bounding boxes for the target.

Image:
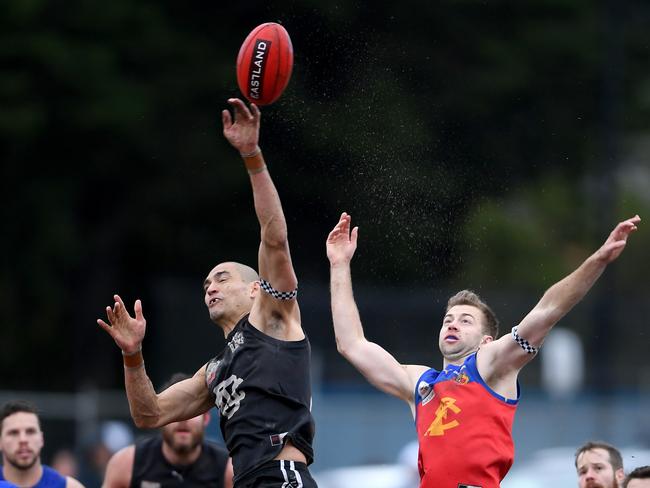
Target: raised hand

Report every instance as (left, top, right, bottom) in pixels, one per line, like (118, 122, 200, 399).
(326, 212, 359, 266)
(596, 215, 641, 263)
(97, 294, 146, 355)
(222, 98, 260, 155)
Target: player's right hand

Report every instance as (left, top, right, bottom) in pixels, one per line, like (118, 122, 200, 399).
(326, 212, 359, 266)
(97, 294, 146, 355)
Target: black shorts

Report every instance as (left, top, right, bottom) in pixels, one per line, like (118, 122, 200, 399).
(235, 460, 317, 488)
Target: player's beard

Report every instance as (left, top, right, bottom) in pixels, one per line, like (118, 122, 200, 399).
(5, 451, 39, 471)
(162, 429, 204, 456)
(583, 479, 618, 488)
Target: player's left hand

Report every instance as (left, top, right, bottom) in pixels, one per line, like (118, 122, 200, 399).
(222, 98, 260, 155)
(596, 214, 641, 263)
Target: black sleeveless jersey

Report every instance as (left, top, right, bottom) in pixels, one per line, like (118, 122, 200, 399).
(130, 436, 229, 487)
(205, 315, 315, 483)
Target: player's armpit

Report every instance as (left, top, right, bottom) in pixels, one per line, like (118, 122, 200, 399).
(476, 332, 536, 387)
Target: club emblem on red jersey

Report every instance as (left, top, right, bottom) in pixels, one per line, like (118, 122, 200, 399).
(424, 396, 461, 436)
(418, 380, 436, 405)
(454, 372, 469, 385)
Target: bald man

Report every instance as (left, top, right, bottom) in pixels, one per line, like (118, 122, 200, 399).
(98, 99, 317, 487)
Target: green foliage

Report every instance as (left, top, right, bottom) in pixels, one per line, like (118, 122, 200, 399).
(1, 0, 650, 387)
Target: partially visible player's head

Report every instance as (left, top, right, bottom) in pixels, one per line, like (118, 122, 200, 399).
(0, 401, 44, 471)
(438, 290, 498, 361)
(158, 374, 209, 456)
(203, 261, 259, 325)
(624, 466, 650, 488)
(575, 441, 624, 488)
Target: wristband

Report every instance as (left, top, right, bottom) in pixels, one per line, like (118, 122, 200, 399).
(240, 146, 261, 158)
(122, 348, 144, 369)
(240, 147, 266, 173)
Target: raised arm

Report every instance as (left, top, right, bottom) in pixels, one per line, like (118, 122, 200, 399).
(221, 98, 300, 337)
(327, 213, 427, 411)
(480, 215, 641, 377)
(97, 296, 213, 428)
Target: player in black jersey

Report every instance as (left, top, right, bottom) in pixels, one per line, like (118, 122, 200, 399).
(98, 99, 318, 488)
(102, 373, 233, 488)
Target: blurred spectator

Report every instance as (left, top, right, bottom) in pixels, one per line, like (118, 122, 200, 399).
(102, 373, 232, 488)
(49, 449, 79, 479)
(0, 400, 84, 488)
(575, 440, 625, 488)
(624, 466, 650, 488)
(78, 420, 133, 487)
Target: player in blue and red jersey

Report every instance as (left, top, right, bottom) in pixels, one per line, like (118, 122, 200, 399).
(326, 212, 640, 488)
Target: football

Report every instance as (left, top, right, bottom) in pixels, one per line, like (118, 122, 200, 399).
(236, 22, 294, 106)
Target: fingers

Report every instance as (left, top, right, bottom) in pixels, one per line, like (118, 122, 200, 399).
(114, 294, 126, 308)
(250, 103, 261, 120)
(611, 217, 640, 241)
(619, 214, 640, 230)
(96, 318, 114, 336)
(350, 226, 359, 246)
(222, 109, 232, 130)
(228, 98, 253, 122)
(105, 304, 117, 325)
(113, 294, 128, 319)
(327, 213, 357, 243)
(134, 299, 145, 322)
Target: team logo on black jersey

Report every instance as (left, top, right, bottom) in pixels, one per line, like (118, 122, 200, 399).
(214, 374, 245, 419)
(205, 360, 221, 386)
(228, 331, 245, 353)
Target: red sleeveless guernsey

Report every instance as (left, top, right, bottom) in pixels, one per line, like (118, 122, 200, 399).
(414, 352, 518, 488)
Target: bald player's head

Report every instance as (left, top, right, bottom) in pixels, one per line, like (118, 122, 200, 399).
(203, 261, 260, 329)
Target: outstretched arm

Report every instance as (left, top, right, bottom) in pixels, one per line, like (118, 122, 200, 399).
(327, 213, 427, 410)
(222, 99, 299, 336)
(97, 296, 213, 428)
(480, 215, 641, 377)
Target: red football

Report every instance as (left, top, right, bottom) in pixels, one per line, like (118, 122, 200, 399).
(236, 23, 294, 106)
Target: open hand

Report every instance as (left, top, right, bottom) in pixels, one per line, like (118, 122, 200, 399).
(222, 98, 260, 155)
(326, 212, 359, 266)
(596, 215, 641, 263)
(97, 295, 146, 355)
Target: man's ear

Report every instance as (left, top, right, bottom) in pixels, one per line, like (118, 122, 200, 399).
(615, 467, 625, 486)
(481, 335, 494, 346)
(249, 281, 260, 299)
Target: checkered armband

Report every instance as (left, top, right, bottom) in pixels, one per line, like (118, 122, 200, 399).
(260, 279, 298, 300)
(511, 326, 539, 355)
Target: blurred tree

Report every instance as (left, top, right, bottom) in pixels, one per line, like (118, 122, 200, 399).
(1, 0, 649, 389)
